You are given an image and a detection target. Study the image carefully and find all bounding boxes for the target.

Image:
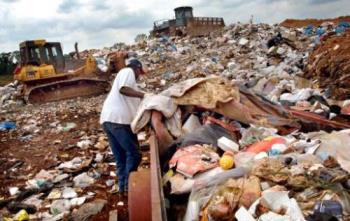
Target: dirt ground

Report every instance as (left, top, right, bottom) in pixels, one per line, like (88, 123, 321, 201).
(0, 74, 13, 86)
(281, 16, 350, 28)
(0, 97, 150, 220)
(305, 29, 350, 99)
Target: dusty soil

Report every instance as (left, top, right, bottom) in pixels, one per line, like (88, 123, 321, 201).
(305, 29, 350, 99)
(0, 98, 150, 221)
(0, 74, 13, 86)
(281, 16, 350, 28)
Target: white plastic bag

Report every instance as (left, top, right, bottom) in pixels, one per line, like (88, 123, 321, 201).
(183, 167, 248, 221)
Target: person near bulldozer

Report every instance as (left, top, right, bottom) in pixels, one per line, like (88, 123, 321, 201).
(100, 59, 146, 196)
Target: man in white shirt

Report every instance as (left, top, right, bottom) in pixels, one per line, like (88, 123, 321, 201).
(100, 59, 145, 195)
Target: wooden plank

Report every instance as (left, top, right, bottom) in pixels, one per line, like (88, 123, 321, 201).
(149, 134, 167, 221)
(128, 170, 151, 221)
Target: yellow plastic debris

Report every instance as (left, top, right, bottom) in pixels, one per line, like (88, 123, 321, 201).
(263, 136, 275, 141)
(13, 209, 29, 221)
(219, 151, 235, 170)
(162, 169, 174, 185)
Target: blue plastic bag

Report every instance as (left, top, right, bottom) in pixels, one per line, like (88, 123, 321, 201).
(268, 149, 281, 156)
(0, 121, 16, 131)
(335, 22, 350, 34)
(316, 27, 326, 37)
(304, 25, 314, 36)
(338, 21, 350, 28)
(335, 26, 346, 34)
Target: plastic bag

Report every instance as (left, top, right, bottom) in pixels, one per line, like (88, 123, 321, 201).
(182, 114, 202, 135)
(239, 125, 277, 147)
(0, 121, 16, 131)
(13, 209, 29, 221)
(180, 124, 237, 148)
(169, 167, 224, 194)
(183, 167, 248, 221)
(246, 137, 286, 154)
(169, 145, 219, 178)
(234, 152, 256, 170)
(161, 124, 237, 168)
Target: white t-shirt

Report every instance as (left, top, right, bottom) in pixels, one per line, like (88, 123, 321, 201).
(100, 68, 141, 125)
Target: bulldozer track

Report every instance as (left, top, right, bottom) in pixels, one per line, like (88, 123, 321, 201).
(24, 77, 111, 104)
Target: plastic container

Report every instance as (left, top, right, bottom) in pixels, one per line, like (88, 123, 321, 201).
(246, 137, 286, 154)
(313, 200, 343, 218)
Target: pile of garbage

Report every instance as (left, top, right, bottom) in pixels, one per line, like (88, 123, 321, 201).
(131, 77, 350, 221)
(306, 29, 350, 100)
(1, 95, 102, 135)
(167, 123, 350, 221)
(0, 81, 23, 112)
(134, 22, 310, 94)
(130, 21, 346, 120)
(64, 22, 311, 96)
(125, 21, 350, 127)
(68, 20, 349, 108)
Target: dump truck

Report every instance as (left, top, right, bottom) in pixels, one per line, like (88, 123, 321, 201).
(151, 6, 225, 37)
(13, 40, 126, 104)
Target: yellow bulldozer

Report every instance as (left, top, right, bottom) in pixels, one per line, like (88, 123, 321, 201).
(14, 39, 127, 103)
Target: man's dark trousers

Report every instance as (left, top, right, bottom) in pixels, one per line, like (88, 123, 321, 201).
(103, 122, 142, 193)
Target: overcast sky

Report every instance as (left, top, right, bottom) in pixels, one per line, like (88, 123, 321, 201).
(1, 0, 349, 53)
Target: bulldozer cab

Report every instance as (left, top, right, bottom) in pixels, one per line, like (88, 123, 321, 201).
(19, 40, 65, 73)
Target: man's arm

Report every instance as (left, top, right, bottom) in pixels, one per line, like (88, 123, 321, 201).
(120, 86, 145, 98)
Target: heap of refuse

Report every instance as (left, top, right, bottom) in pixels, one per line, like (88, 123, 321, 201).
(132, 22, 311, 94)
(129, 21, 349, 114)
(130, 76, 350, 221)
(124, 21, 350, 124)
(0, 81, 23, 112)
(126, 20, 350, 221)
(167, 118, 350, 221)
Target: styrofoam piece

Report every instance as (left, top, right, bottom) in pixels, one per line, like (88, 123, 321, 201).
(235, 206, 256, 221)
(218, 136, 239, 152)
(182, 114, 202, 135)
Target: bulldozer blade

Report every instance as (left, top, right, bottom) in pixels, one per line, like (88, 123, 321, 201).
(25, 78, 111, 104)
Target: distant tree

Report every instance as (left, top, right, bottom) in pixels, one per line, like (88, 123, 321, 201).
(134, 34, 148, 43)
(0, 52, 19, 75)
(112, 42, 127, 50)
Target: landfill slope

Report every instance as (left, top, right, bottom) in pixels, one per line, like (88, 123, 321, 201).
(281, 16, 350, 28)
(305, 30, 350, 99)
